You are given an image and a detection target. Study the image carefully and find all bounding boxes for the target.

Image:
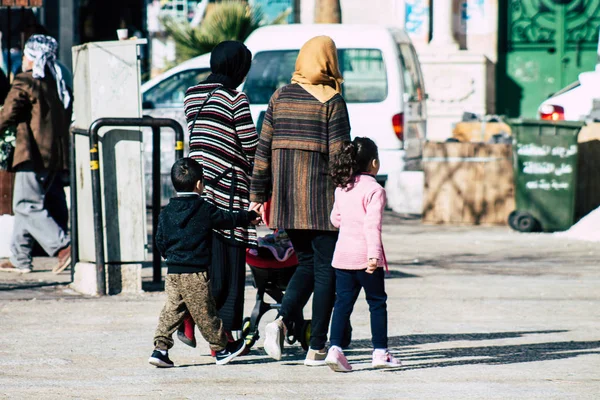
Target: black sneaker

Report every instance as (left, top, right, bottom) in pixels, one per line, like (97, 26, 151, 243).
(215, 339, 247, 365)
(148, 350, 174, 368)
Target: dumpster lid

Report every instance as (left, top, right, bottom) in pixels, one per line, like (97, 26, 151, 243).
(508, 119, 586, 128)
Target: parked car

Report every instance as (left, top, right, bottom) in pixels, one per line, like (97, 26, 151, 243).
(141, 54, 212, 204)
(538, 67, 600, 121)
(141, 24, 428, 206)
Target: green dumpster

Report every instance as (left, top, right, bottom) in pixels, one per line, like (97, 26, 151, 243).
(508, 119, 586, 233)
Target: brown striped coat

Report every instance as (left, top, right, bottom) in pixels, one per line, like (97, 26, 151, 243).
(250, 84, 351, 231)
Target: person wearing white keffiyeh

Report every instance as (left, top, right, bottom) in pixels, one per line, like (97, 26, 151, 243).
(23, 34, 71, 109)
(0, 34, 73, 275)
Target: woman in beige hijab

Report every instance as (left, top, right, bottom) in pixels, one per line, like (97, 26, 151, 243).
(250, 36, 351, 366)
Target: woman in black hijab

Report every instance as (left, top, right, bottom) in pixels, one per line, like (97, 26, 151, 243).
(178, 41, 257, 349)
(205, 41, 253, 89)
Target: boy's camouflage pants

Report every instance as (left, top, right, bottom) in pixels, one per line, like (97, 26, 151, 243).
(154, 272, 228, 352)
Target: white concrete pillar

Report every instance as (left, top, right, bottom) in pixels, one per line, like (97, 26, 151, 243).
(430, 0, 459, 50)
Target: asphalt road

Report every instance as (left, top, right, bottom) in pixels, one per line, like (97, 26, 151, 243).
(1, 218, 599, 399)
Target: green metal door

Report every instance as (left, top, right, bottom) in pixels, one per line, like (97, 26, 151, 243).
(498, 0, 600, 118)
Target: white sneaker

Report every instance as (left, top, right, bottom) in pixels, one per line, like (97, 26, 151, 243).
(372, 350, 401, 368)
(263, 317, 285, 360)
(304, 347, 328, 366)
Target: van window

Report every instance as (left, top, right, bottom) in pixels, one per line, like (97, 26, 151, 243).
(143, 68, 211, 108)
(245, 51, 298, 105)
(398, 44, 424, 101)
(245, 49, 388, 104)
(340, 49, 387, 102)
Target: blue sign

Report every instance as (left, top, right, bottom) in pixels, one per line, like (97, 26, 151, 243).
(250, 0, 294, 23)
(405, 0, 429, 37)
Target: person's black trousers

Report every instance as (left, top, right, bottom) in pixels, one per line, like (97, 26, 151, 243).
(330, 267, 388, 349)
(280, 229, 338, 350)
(210, 234, 247, 332)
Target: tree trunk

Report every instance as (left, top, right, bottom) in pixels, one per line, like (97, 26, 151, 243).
(314, 0, 341, 24)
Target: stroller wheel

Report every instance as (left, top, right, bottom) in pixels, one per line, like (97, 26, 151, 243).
(242, 317, 252, 338)
(245, 333, 258, 349)
(300, 320, 311, 351)
(242, 317, 257, 349)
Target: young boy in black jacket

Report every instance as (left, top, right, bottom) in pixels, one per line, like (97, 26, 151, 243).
(149, 158, 261, 368)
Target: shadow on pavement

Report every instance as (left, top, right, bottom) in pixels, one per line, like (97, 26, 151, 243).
(227, 330, 600, 371)
(0, 281, 67, 291)
(388, 250, 599, 276)
(142, 280, 165, 292)
(143, 268, 420, 293)
(378, 340, 600, 372)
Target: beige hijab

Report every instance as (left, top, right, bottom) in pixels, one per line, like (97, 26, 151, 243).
(291, 36, 344, 103)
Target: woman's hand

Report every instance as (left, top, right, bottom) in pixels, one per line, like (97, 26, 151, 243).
(366, 258, 379, 274)
(250, 215, 262, 226)
(249, 202, 265, 224)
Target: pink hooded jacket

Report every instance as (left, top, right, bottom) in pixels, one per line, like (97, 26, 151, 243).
(330, 174, 386, 270)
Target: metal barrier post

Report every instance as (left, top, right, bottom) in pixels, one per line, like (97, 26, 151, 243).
(79, 117, 184, 294)
(69, 127, 80, 283)
(152, 125, 161, 284)
(88, 128, 106, 295)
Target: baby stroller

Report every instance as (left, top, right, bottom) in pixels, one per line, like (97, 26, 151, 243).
(242, 228, 314, 351)
(242, 201, 352, 352)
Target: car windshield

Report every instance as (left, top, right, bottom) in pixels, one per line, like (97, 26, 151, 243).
(143, 68, 211, 108)
(244, 49, 388, 104)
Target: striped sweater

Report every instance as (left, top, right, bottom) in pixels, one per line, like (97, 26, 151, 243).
(184, 82, 258, 246)
(250, 84, 351, 231)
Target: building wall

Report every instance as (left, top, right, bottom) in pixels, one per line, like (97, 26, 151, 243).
(299, 0, 497, 59)
(299, 0, 499, 141)
(301, 0, 403, 25)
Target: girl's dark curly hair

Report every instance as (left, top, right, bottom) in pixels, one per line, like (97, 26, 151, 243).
(331, 137, 379, 188)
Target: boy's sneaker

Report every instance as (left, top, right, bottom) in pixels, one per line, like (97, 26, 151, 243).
(325, 347, 352, 372)
(148, 350, 174, 368)
(372, 350, 401, 368)
(215, 339, 246, 365)
(304, 347, 328, 366)
(263, 317, 285, 360)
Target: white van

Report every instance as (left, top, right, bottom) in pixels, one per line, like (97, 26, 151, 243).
(141, 24, 427, 205)
(242, 25, 427, 175)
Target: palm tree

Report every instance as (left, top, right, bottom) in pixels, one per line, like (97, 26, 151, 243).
(162, 0, 290, 63)
(314, 0, 341, 23)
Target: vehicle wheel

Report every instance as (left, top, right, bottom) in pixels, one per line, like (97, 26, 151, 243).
(516, 212, 539, 233)
(508, 210, 520, 231)
(300, 320, 311, 351)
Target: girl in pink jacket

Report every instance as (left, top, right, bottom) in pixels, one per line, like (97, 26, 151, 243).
(325, 137, 401, 372)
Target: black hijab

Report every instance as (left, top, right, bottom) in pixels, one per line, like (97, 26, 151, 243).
(205, 41, 252, 89)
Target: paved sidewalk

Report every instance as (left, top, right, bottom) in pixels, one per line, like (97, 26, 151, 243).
(1, 218, 599, 399)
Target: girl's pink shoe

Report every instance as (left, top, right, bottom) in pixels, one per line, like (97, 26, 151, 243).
(325, 347, 352, 372)
(372, 351, 401, 368)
